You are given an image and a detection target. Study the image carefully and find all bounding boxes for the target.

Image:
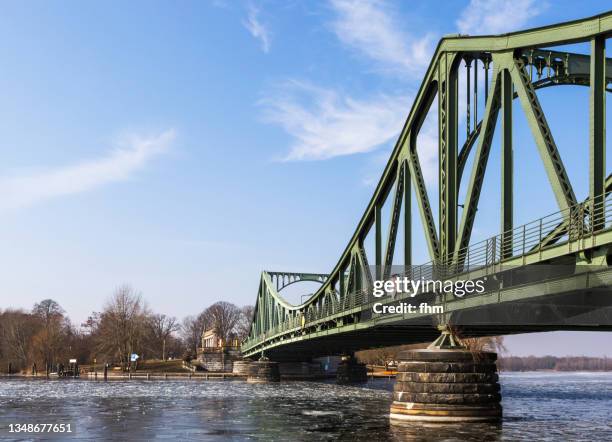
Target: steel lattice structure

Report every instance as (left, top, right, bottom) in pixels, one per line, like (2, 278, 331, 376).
(243, 12, 612, 360)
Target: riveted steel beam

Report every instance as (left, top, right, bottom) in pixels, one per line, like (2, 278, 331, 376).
(408, 82, 440, 262)
(458, 121, 482, 183)
(590, 36, 606, 231)
(501, 69, 513, 258)
(510, 54, 577, 214)
(408, 148, 440, 262)
(357, 243, 373, 290)
(383, 162, 405, 280)
(533, 173, 612, 250)
(375, 204, 382, 280)
(454, 66, 502, 262)
(438, 53, 459, 262)
(403, 160, 412, 269)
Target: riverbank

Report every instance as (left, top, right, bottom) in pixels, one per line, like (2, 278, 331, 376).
(0, 372, 243, 380)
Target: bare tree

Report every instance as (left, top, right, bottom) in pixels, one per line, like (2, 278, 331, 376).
(181, 312, 210, 357)
(205, 301, 240, 344)
(95, 285, 149, 369)
(146, 314, 179, 360)
(460, 336, 506, 354)
(31, 299, 68, 368)
(236, 305, 254, 341)
(0, 309, 40, 372)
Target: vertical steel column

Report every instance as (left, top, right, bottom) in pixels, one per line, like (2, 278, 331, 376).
(403, 159, 412, 269)
(438, 63, 446, 263)
(474, 58, 478, 129)
(501, 69, 513, 258)
(339, 264, 346, 298)
(484, 57, 490, 102)
(383, 160, 406, 280)
(590, 36, 606, 231)
(375, 206, 382, 280)
(439, 55, 458, 262)
(466, 57, 471, 137)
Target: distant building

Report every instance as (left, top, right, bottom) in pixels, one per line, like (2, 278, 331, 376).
(202, 329, 221, 349)
(196, 329, 241, 372)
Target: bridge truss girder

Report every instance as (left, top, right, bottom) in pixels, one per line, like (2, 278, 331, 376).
(244, 12, 612, 356)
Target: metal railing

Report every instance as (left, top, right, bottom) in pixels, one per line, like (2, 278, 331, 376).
(243, 194, 612, 352)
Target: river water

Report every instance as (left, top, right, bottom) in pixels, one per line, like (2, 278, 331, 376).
(0, 372, 611, 441)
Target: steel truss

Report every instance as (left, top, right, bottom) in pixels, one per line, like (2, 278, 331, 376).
(244, 12, 612, 355)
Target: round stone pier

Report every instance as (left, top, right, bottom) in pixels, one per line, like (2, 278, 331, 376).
(232, 360, 251, 376)
(247, 359, 280, 383)
(336, 355, 368, 384)
(390, 348, 502, 423)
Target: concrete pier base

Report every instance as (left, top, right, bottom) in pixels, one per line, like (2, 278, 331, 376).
(390, 346, 502, 423)
(336, 355, 367, 384)
(232, 360, 251, 376)
(247, 358, 280, 383)
(279, 362, 324, 380)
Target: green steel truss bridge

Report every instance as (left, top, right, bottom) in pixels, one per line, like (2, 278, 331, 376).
(243, 12, 612, 361)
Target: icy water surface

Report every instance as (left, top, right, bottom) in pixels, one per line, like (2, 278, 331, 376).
(0, 372, 611, 441)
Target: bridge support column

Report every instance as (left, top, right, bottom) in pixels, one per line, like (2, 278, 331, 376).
(336, 354, 367, 384)
(278, 361, 324, 380)
(247, 356, 280, 383)
(232, 360, 251, 376)
(390, 328, 502, 423)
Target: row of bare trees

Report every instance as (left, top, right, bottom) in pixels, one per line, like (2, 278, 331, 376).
(498, 355, 612, 371)
(0, 285, 254, 373)
(0, 300, 83, 373)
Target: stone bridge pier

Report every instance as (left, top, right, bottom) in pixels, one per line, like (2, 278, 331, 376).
(390, 328, 502, 423)
(247, 356, 280, 383)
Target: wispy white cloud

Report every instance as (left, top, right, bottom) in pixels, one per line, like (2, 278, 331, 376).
(457, 0, 547, 35)
(260, 80, 409, 161)
(329, 0, 434, 76)
(243, 3, 271, 53)
(0, 129, 175, 210)
(361, 149, 392, 187)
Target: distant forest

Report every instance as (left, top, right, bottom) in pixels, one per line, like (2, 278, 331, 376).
(498, 356, 612, 371)
(1, 286, 254, 374)
(357, 338, 612, 372)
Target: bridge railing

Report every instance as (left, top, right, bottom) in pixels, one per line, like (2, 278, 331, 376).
(449, 195, 611, 273)
(244, 194, 611, 353)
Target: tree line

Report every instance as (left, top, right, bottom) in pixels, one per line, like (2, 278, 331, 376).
(0, 285, 254, 373)
(357, 336, 507, 368)
(498, 355, 612, 371)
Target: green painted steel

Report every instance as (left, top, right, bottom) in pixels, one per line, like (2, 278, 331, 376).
(243, 12, 612, 358)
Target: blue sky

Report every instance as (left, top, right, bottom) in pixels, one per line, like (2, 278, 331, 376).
(0, 0, 610, 356)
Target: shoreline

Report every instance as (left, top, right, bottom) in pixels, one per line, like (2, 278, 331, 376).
(2, 369, 612, 382)
(0, 372, 338, 381)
